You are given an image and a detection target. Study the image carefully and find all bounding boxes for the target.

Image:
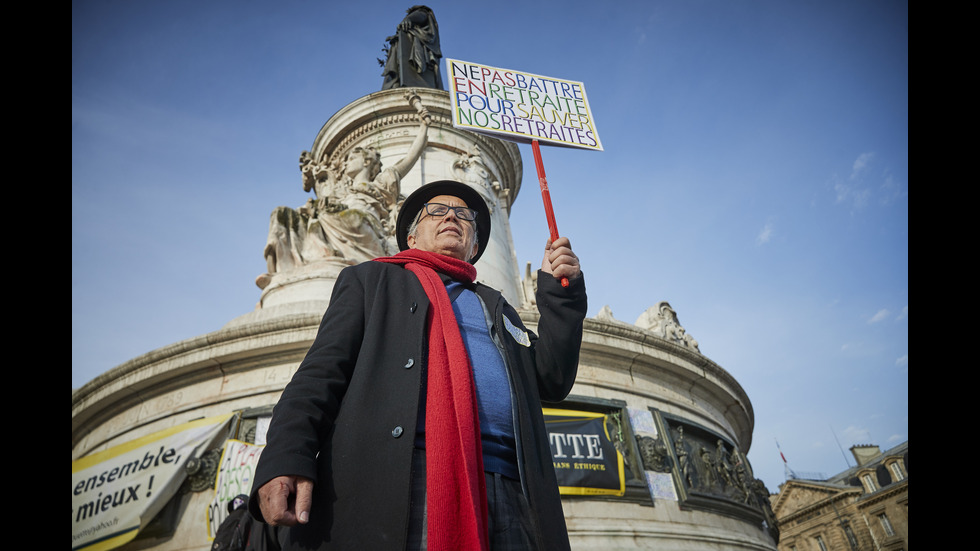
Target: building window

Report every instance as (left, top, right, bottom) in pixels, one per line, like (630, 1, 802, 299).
(889, 461, 905, 481)
(843, 524, 858, 548)
(815, 535, 828, 551)
(861, 473, 877, 493)
(878, 513, 895, 537)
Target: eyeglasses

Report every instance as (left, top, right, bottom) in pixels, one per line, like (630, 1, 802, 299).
(421, 202, 478, 221)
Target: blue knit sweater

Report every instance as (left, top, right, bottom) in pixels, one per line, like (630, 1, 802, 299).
(415, 282, 519, 480)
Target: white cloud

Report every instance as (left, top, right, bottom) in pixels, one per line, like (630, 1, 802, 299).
(834, 176, 870, 209)
(887, 434, 905, 443)
(896, 354, 907, 367)
(833, 177, 848, 203)
(833, 152, 879, 210)
(868, 309, 890, 324)
(756, 222, 772, 245)
(851, 152, 874, 180)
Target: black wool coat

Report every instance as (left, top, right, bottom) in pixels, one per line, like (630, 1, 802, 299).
(250, 260, 587, 550)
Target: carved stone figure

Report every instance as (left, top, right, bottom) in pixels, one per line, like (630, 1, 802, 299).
(257, 93, 431, 289)
(636, 301, 701, 352)
(452, 147, 494, 203)
(521, 261, 538, 309)
(673, 426, 695, 489)
(679, 326, 700, 351)
(730, 447, 752, 503)
(750, 478, 780, 542)
(595, 305, 618, 323)
(454, 147, 511, 212)
(714, 439, 735, 492)
(380, 6, 443, 90)
(698, 446, 717, 491)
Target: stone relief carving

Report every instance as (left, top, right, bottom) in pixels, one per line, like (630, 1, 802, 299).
(697, 445, 717, 489)
(605, 411, 635, 475)
(751, 478, 780, 542)
(636, 435, 672, 473)
(257, 92, 431, 289)
(184, 447, 222, 492)
(380, 5, 443, 90)
(595, 305, 636, 326)
(452, 147, 501, 213)
(636, 301, 700, 352)
(673, 426, 696, 489)
(665, 418, 776, 537)
(596, 305, 618, 322)
(451, 146, 507, 236)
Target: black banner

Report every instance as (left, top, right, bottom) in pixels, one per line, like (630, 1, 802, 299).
(543, 408, 625, 496)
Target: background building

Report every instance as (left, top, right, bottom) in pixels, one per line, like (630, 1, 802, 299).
(772, 442, 908, 551)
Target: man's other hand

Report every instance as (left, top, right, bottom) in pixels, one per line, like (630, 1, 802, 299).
(258, 475, 313, 526)
(541, 237, 581, 281)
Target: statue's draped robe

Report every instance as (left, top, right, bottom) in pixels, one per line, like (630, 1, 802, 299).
(265, 169, 400, 271)
(381, 8, 442, 90)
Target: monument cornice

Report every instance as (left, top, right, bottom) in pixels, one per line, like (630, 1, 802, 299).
(71, 314, 322, 453)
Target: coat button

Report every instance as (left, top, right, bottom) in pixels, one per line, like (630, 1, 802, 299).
(404, 358, 415, 369)
(410, 302, 418, 313)
(392, 426, 404, 438)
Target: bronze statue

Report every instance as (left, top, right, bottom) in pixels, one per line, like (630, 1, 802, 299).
(380, 6, 443, 90)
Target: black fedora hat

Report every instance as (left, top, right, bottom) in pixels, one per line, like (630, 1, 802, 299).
(396, 180, 491, 264)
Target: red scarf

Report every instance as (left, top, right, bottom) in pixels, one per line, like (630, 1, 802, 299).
(374, 249, 488, 551)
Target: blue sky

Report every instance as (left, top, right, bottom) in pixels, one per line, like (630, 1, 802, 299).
(73, 0, 908, 492)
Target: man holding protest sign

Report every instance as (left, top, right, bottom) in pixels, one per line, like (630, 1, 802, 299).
(250, 180, 586, 550)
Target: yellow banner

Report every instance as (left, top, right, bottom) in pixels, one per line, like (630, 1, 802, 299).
(71, 414, 234, 551)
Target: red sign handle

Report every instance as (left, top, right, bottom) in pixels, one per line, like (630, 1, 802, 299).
(531, 139, 569, 288)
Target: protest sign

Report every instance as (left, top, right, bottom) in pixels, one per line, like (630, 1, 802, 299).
(71, 414, 234, 551)
(447, 59, 602, 151)
(544, 408, 625, 496)
(207, 440, 264, 540)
